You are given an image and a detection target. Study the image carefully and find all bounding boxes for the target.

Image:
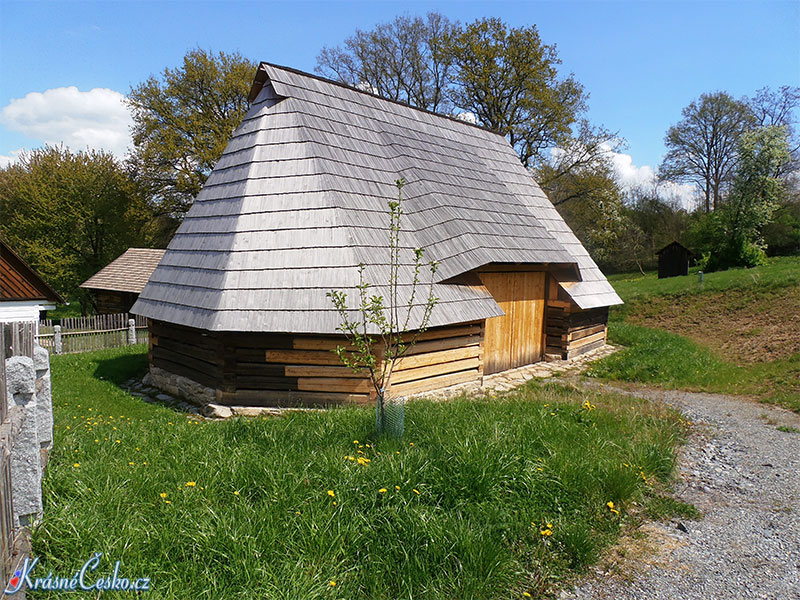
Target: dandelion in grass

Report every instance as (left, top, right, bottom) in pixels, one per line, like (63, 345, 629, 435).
(73, 463, 80, 468)
(607, 501, 620, 515)
(165, 500, 172, 505)
(128, 462, 135, 466)
(395, 486, 400, 491)
(379, 488, 387, 494)
(357, 457, 370, 466)
(523, 593, 532, 597)
(413, 489, 420, 495)
(185, 481, 197, 487)
(329, 580, 336, 587)
(115, 440, 120, 444)
(327, 490, 335, 498)
(234, 491, 240, 496)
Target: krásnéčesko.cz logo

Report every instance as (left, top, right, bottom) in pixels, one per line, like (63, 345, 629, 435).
(5, 552, 151, 594)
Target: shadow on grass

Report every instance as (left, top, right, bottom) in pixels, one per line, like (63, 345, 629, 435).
(90, 347, 149, 386)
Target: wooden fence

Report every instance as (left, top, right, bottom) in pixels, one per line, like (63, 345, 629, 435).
(37, 313, 148, 354)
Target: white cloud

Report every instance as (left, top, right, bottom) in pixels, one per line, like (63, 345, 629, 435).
(454, 111, 478, 125)
(605, 144, 698, 210)
(0, 148, 24, 168)
(0, 87, 133, 161)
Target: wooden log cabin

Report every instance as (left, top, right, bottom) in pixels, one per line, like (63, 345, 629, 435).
(131, 63, 622, 408)
(81, 249, 166, 314)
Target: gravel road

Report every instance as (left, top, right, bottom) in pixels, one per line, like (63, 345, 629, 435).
(560, 387, 800, 600)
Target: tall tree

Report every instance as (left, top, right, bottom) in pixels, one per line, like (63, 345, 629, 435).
(659, 92, 753, 213)
(747, 85, 800, 176)
(693, 125, 790, 271)
(0, 146, 153, 310)
(316, 13, 457, 113)
(127, 49, 255, 219)
(445, 17, 587, 169)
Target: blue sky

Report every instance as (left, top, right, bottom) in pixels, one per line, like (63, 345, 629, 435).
(1, 0, 798, 199)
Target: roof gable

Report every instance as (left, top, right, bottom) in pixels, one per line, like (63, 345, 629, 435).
(80, 248, 167, 294)
(0, 239, 63, 304)
(133, 63, 621, 332)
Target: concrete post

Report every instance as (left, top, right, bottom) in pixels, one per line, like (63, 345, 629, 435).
(128, 319, 137, 345)
(33, 345, 52, 453)
(5, 356, 42, 527)
(53, 325, 62, 355)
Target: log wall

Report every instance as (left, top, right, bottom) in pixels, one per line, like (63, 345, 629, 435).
(149, 320, 484, 408)
(93, 290, 139, 314)
(544, 301, 609, 360)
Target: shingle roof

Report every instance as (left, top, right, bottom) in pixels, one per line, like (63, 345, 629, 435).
(1, 238, 64, 303)
(81, 248, 166, 294)
(132, 62, 621, 333)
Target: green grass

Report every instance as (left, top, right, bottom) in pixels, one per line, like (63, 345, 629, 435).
(588, 322, 800, 413)
(32, 346, 688, 600)
(593, 256, 800, 413)
(606, 256, 800, 304)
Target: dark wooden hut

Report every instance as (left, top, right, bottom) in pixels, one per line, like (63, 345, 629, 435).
(81, 249, 166, 313)
(131, 63, 622, 408)
(656, 241, 692, 279)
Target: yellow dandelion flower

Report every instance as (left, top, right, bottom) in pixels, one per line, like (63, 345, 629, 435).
(165, 500, 172, 504)
(94, 439, 99, 443)
(329, 580, 336, 587)
(73, 463, 80, 468)
(327, 490, 335, 497)
(185, 481, 196, 487)
(413, 489, 420, 495)
(234, 491, 240, 496)
(378, 488, 387, 494)
(128, 462, 135, 466)
(332, 501, 337, 506)
(395, 485, 400, 491)
(606, 501, 615, 509)
(540, 528, 553, 536)
(523, 593, 532, 598)
(353, 440, 359, 444)
(160, 493, 167, 498)
(115, 440, 120, 444)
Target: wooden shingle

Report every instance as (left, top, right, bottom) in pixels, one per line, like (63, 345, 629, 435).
(132, 63, 621, 333)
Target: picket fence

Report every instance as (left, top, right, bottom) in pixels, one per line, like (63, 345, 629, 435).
(37, 313, 148, 354)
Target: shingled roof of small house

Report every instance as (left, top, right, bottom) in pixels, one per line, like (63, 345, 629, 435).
(132, 62, 621, 333)
(81, 248, 167, 294)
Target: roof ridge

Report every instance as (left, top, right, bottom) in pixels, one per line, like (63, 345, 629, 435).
(254, 61, 504, 138)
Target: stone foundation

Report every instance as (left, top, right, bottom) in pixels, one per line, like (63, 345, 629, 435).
(148, 366, 216, 407)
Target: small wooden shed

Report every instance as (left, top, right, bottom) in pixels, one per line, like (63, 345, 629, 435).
(0, 238, 63, 323)
(131, 63, 622, 408)
(656, 241, 692, 279)
(81, 249, 166, 313)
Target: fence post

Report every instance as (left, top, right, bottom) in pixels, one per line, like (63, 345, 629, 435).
(128, 319, 137, 345)
(53, 326, 62, 355)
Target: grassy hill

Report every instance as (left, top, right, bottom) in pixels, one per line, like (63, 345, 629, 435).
(590, 256, 800, 412)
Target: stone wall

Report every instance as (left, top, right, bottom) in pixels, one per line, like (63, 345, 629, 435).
(4, 345, 53, 528)
(147, 365, 216, 408)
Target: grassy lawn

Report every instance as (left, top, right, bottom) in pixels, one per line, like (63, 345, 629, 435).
(33, 346, 688, 599)
(593, 256, 800, 412)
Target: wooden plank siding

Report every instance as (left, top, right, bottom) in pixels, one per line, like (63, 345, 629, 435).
(148, 319, 483, 407)
(544, 301, 609, 360)
(478, 272, 546, 374)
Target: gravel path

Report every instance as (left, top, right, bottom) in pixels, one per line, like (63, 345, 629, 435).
(560, 386, 800, 600)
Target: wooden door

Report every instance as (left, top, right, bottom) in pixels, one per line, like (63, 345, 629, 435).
(479, 272, 546, 374)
